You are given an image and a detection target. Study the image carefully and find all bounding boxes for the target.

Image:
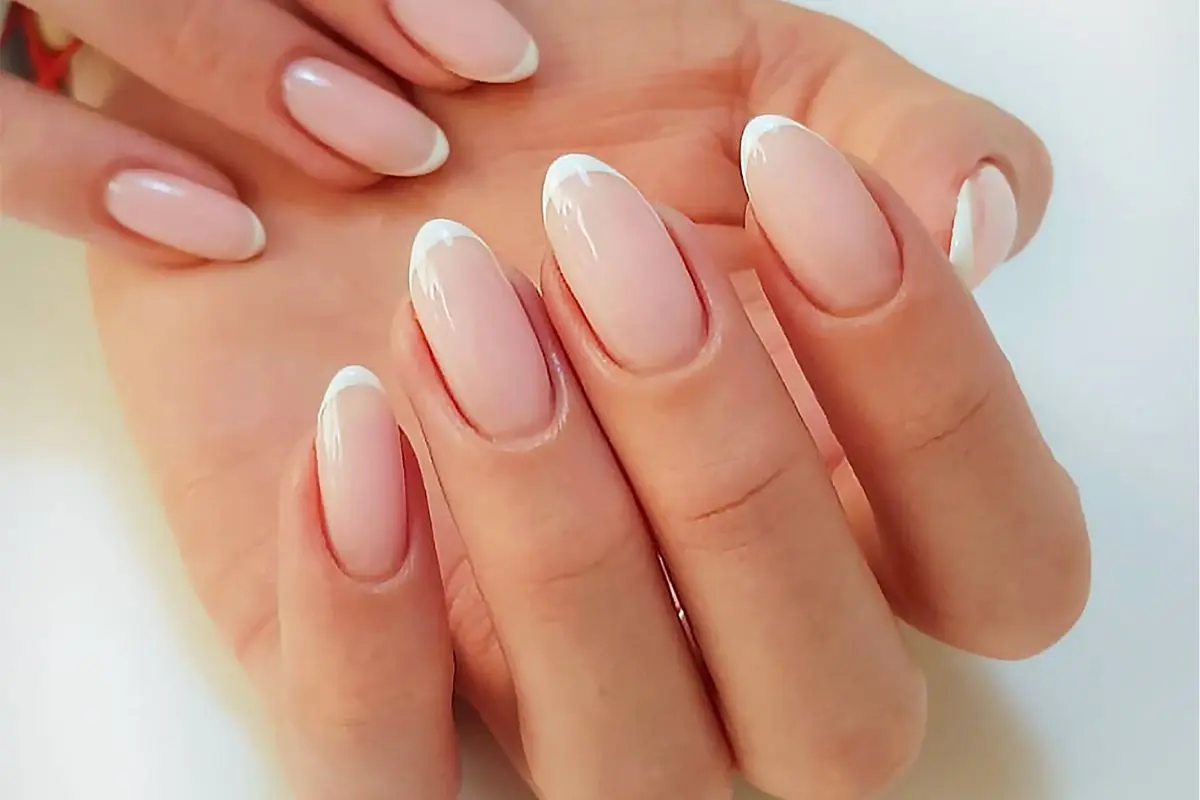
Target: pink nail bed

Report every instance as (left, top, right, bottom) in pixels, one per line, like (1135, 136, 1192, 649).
(105, 170, 264, 262)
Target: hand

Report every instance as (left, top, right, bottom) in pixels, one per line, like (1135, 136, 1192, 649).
(0, 0, 537, 260)
(83, 0, 1080, 789)
(269, 137, 1087, 798)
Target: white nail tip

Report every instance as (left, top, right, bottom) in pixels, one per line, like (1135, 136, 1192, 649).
(321, 366, 383, 411)
(542, 153, 624, 219)
(409, 218, 487, 296)
(490, 39, 540, 83)
(243, 212, 267, 260)
(949, 178, 977, 279)
(393, 127, 449, 178)
(412, 218, 481, 260)
(739, 114, 825, 180)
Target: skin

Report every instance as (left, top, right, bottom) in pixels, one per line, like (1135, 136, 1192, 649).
(69, 0, 1086, 794)
(0, 0, 534, 258)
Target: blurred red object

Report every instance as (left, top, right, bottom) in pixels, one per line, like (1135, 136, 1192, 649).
(1, 3, 81, 93)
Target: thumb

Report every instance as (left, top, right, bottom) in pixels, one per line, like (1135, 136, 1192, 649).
(746, 2, 1053, 286)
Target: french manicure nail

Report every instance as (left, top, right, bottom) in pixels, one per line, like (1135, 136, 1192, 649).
(282, 58, 448, 177)
(105, 170, 265, 262)
(387, 0, 538, 83)
(315, 366, 410, 581)
(741, 114, 900, 314)
(409, 219, 553, 439)
(949, 164, 1018, 285)
(543, 154, 705, 371)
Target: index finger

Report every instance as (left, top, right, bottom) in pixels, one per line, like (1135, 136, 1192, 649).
(31, 0, 448, 184)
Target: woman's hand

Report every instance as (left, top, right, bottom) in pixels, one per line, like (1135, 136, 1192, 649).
(271, 133, 1087, 798)
(81, 0, 1073, 790)
(0, 0, 537, 260)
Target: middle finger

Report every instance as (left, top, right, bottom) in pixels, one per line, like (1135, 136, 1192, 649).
(539, 155, 927, 800)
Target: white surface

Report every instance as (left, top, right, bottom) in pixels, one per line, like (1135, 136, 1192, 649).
(1, 0, 1197, 798)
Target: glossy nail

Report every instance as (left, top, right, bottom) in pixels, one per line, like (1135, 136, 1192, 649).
(105, 170, 264, 262)
(282, 58, 448, 177)
(741, 114, 900, 314)
(315, 366, 409, 581)
(387, 0, 538, 83)
(543, 154, 705, 371)
(409, 219, 553, 439)
(949, 164, 1018, 284)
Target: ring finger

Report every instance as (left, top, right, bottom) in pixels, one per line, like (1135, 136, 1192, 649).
(740, 114, 1090, 658)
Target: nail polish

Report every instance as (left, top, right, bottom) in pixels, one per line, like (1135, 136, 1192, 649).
(105, 170, 265, 261)
(387, 0, 539, 83)
(282, 58, 448, 177)
(543, 154, 705, 371)
(409, 219, 553, 439)
(949, 164, 1018, 285)
(315, 366, 410, 580)
(741, 114, 900, 314)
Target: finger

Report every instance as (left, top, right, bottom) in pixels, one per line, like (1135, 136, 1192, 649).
(29, 0, 448, 184)
(277, 367, 458, 800)
(300, 0, 538, 86)
(539, 155, 925, 800)
(741, 114, 1090, 658)
(395, 220, 731, 799)
(0, 74, 263, 262)
(750, 2, 1051, 285)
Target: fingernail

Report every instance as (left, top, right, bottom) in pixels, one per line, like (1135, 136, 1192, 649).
(315, 366, 410, 581)
(741, 114, 900, 314)
(387, 0, 538, 83)
(949, 164, 1018, 284)
(543, 154, 705, 371)
(282, 58, 448, 177)
(105, 170, 265, 262)
(409, 219, 553, 439)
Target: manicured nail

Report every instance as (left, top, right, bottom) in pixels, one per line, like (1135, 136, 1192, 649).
(949, 164, 1018, 285)
(543, 154, 705, 371)
(741, 114, 900, 314)
(282, 58, 448, 177)
(315, 366, 410, 581)
(105, 170, 265, 262)
(387, 0, 538, 83)
(409, 219, 553, 439)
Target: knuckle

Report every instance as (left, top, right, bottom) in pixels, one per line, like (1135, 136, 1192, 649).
(512, 521, 638, 598)
(748, 680, 927, 800)
(289, 691, 389, 753)
(230, 609, 279, 677)
(670, 443, 809, 557)
(739, 668, 928, 800)
(895, 371, 1001, 458)
(158, 0, 247, 83)
(611, 759, 733, 800)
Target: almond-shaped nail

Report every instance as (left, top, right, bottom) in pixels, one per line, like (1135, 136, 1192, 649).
(543, 154, 705, 371)
(315, 366, 410, 581)
(387, 0, 538, 83)
(409, 219, 553, 439)
(282, 58, 448, 177)
(105, 170, 265, 262)
(949, 164, 1018, 285)
(741, 114, 900, 314)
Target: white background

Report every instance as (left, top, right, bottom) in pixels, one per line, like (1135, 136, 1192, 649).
(1, 0, 1196, 797)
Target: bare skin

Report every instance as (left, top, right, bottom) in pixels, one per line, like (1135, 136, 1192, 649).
(79, 0, 1078, 787)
